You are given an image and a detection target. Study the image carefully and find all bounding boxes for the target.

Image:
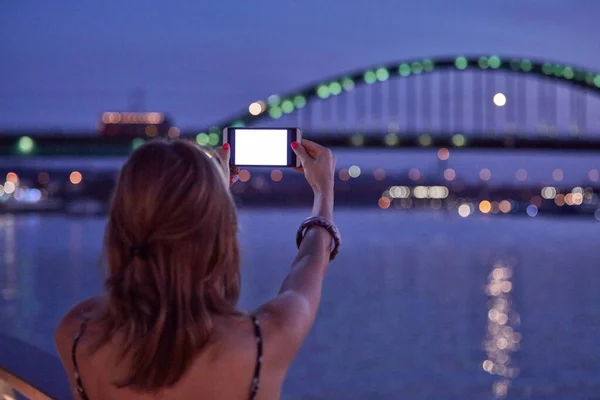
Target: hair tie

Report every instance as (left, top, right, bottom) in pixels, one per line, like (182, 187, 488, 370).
(130, 243, 149, 259)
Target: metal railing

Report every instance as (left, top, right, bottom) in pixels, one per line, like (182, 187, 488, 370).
(0, 365, 54, 400)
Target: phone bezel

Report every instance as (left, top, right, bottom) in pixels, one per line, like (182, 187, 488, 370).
(223, 127, 302, 168)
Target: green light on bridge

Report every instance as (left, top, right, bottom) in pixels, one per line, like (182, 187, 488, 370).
(342, 78, 355, 91)
(350, 134, 364, 146)
(208, 133, 220, 146)
(521, 60, 533, 72)
(478, 57, 489, 69)
(364, 71, 377, 84)
(269, 107, 283, 119)
(488, 56, 501, 69)
(418, 134, 432, 147)
(594, 75, 600, 88)
(132, 138, 145, 150)
(376, 68, 389, 81)
(231, 120, 245, 127)
(552, 64, 564, 77)
(384, 133, 399, 146)
(281, 100, 294, 114)
(452, 134, 466, 147)
(267, 95, 281, 107)
(317, 85, 330, 99)
(563, 67, 574, 80)
(542, 63, 553, 75)
(455, 57, 468, 70)
(411, 62, 423, 74)
(398, 64, 411, 77)
(196, 133, 209, 146)
(422, 59, 434, 72)
(329, 81, 342, 95)
(585, 74, 594, 84)
(17, 136, 35, 154)
(293, 95, 307, 108)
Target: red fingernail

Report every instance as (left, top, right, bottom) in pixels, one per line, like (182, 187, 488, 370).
(223, 143, 230, 150)
(291, 141, 298, 149)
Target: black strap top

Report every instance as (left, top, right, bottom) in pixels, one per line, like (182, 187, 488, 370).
(71, 315, 264, 400)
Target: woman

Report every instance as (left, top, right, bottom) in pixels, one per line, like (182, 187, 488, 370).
(54, 138, 340, 399)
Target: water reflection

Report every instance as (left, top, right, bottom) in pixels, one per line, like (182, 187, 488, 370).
(483, 260, 521, 399)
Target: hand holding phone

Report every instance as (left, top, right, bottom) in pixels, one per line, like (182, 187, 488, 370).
(222, 127, 302, 167)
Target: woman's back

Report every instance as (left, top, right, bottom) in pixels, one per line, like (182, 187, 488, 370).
(56, 298, 286, 400)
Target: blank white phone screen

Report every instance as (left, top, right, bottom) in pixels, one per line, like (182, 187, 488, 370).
(234, 129, 288, 166)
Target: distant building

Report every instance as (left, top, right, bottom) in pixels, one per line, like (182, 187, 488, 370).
(98, 112, 179, 138)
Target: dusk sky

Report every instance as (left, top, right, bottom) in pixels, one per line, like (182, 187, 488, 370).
(1, 0, 600, 130)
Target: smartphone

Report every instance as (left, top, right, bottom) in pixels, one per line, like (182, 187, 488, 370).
(222, 127, 302, 167)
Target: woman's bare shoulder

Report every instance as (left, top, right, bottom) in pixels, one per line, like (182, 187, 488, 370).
(54, 296, 106, 352)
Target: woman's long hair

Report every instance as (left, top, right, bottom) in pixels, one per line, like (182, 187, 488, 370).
(93, 139, 241, 391)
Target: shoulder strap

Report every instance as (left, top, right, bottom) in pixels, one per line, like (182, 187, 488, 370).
(248, 315, 263, 400)
(71, 319, 90, 400)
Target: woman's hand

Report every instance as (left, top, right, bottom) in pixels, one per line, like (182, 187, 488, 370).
(291, 139, 335, 196)
(214, 144, 239, 186)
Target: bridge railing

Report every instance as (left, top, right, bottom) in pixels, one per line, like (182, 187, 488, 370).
(0, 334, 71, 400)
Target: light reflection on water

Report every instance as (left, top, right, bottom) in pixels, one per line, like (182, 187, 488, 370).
(483, 260, 521, 399)
(0, 211, 599, 399)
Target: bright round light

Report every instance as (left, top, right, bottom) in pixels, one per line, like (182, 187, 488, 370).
(3, 181, 16, 194)
(458, 204, 471, 218)
(248, 101, 265, 116)
(70, 171, 83, 185)
(493, 93, 507, 107)
(526, 205, 538, 217)
(479, 200, 492, 214)
(348, 165, 361, 178)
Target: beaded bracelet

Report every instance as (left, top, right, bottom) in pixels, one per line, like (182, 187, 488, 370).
(296, 216, 341, 260)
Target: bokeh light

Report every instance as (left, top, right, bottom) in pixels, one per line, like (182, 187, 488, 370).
(238, 170, 251, 182)
(444, 168, 456, 181)
(408, 168, 421, 181)
(69, 171, 83, 185)
(437, 148, 450, 161)
(480, 168, 492, 181)
(348, 165, 361, 178)
(270, 169, 283, 182)
(479, 200, 492, 214)
(493, 93, 507, 107)
(515, 169, 527, 181)
(552, 169, 564, 181)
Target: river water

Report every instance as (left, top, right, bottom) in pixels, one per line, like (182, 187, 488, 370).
(0, 210, 599, 399)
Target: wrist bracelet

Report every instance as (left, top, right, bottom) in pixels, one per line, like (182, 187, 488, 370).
(296, 216, 341, 260)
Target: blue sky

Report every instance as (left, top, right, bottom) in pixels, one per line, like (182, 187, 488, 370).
(1, 0, 599, 129)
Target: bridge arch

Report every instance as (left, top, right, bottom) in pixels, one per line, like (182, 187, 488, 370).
(209, 55, 600, 132)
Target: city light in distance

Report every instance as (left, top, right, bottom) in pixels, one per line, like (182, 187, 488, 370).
(552, 169, 564, 181)
(480, 168, 492, 181)
(6, 172, 18, 184)
(479, 200, 492, 214)
(248, 101, 266, 116)
(270, 169, 283, 182)
(338, 168, 350, 181)
(437, 148, 450, 161)
(348, 165, 361, 178)
(493, 93, 507, 107)
(515, 169, 527, 181)
(458, 204, 472, 218)
(444, 168, 456, 181)
(70, 171, 83, 185)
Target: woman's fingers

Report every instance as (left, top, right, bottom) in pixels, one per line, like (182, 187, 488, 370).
(299, 139, 326, 158)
